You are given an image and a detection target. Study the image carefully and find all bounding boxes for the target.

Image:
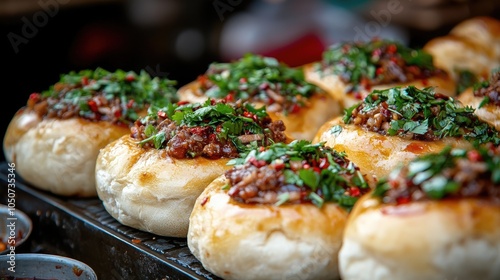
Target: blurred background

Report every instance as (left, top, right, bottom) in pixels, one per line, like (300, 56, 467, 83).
(1, 0, 500, 162)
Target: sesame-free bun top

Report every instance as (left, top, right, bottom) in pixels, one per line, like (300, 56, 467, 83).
(3, 68, 178, 197)
(177, 53, 341, 141)
(313, 85, 500, 181)
(96, 100, 289, 237)
(458, 71, 500, 131)
(304, 39, 456, 108)
(188, 140, 374, 280)
(339, 146, 500, 280)
(424, 16, 500, 83)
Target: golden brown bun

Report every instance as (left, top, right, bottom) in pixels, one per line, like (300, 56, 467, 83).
(3, 109, 41, 163)
(177, 80, 342, 141)
(424, 17, 500, 82)
(303, 62, 456, 108)
(4, 109, 129, 197)
(339, 194, 500, 280)
(458, 88, 500, 131)
(188, 175, 347, 280)
(95, 135, 232, 238)
(312, 117, 472, 181)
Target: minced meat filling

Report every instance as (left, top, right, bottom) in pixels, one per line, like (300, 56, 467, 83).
(343, 86, 500, 145)
(474, 72, 500, 106)
(131, 100, 287, 160)
(375, 145, 500, 204)
(223, 141, 371, 209)
(320, 39, 445, 98)
(195, 53, 320, 115)
(25, 68, 178, 126)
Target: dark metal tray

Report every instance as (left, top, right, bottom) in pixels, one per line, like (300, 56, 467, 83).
(0, 162, 220, 280)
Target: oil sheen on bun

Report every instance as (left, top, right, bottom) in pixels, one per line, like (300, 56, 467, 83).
(188, 140, 375, 280)
(339, 145, 500, 280)
(96, 100, 289, 237)
(3, 68, 178, 197)
(313, 85, 500, 181)
(304, 39, 456, 109)
(177, 53, 341, 141)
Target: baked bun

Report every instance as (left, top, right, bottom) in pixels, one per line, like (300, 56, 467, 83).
(304, 39, 456, 108)
(458, 71, 500, 131)
(188, 140, 374, 280)
(424, 16, 500, 83)
(339, 145, 500, 280)
(177, 53, 341, 141)
(3, 68, 178, 197)
(96, 100, 289, 237)
(313, 85, 500, 181)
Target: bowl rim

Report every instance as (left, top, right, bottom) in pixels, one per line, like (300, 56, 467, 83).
(0, 253, 98, 278)
(0, 204, 33, 254)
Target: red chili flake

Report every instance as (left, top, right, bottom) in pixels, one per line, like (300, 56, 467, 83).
(216, 125, 222, 133)
(467, 150, 482, 162)
(55, 265, 62, 269)
(390, 57, 398, 63)
(114, 110, 122, 118)
(249, 158, 266, 168)
(387, 44, 397, 54)
(396, 196, 411, 205)
(274, 162, 285, 170)
(190, 127, 204, 135)
(131, 238, 141, 244)
(239, 77, 247, 84)
(72, 266, 84, 277)
(313, 167, 321, 173)
(353, 91, 363, 100)
(376, 67, 384, 76)
(88, 100, 98, 112)
(125, 74, 135, 82)
(422, 79, 429, 86)
(319, 158, 329, 169)
(290, 104, 301, 114)
(210, 99, 216, 105)
(243, 111, 254, 118)
(126, 99, 135, 109)
(209, 134, 217, 141)
(225, 92, 235, 102)
(81, 76, 89, 86)
(349, 187, 360, 197)
(200, 196, 209, 206)
(259, 146, 265, 152)
(197, 75, 208, 85)
(177, 100, 190, 106)
(29, 93, 40, 100)
(157, 111, 167, 118)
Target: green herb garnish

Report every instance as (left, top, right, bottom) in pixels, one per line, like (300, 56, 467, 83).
(201, 53, 321, 114)
(344, 86, 500, 145)
(38, 67, 178, 123)
(226, 140, 371, 210)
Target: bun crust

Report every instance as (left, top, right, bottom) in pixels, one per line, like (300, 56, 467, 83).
(4, 109, 129, 197)
(458, 88, 500, 131)
(303, 63, 456, 108)
(188, 175, 347, 280)
(424, 17, 500, 81)
(339, 194, 500, 280)
(95, 135, 232, 237)
(178, 80, 341, 141)
(313, 117, 472, 181)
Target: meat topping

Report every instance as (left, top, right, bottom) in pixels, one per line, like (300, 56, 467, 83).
(131, 99, 287, 159)
(223, 140, 372, 210)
